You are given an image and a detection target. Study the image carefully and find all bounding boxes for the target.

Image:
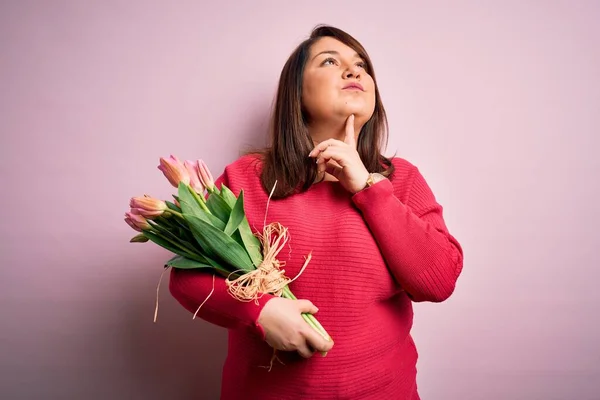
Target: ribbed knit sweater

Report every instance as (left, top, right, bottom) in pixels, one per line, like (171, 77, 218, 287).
(169, 155, 463, 400)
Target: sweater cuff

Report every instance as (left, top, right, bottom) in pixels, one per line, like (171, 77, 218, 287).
(352, 178, 396, 212)
(237, 295, 273, 340)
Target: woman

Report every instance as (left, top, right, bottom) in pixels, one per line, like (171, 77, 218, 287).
(169, 25, 464, 400)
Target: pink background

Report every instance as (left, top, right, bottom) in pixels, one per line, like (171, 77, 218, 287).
(1, 1, 599, 399)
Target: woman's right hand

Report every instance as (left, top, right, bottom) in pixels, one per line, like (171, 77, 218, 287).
(257, 297, 334, 358)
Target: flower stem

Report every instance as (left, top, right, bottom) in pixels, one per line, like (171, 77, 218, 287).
(165, 209, 184, 219)
(188, 187, 211, 214)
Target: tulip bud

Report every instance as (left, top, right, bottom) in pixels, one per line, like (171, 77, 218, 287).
(158, 155, 190, 188)
(124, 212, 151, 232)
(130, 233, 149, 243)
(130, 195, 167, 219)
(198, 160, 215, 192)
(184, 160, 206, 194)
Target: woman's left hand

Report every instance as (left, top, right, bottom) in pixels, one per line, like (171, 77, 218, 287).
(308, 114, 370, 194)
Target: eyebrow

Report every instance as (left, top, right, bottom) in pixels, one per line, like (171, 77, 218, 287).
(311, 50, 363, 61)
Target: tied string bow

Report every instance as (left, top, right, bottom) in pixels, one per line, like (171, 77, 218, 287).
(225, 222, 311, 303)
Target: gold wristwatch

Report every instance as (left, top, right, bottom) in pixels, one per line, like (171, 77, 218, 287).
(364, 172, 386, 189)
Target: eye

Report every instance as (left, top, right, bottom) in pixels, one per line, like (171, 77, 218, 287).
(321, 57, 337, 66)
(356, 61, 367, 69)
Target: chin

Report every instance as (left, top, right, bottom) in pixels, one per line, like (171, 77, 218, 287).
(342, 95, 374, 110)
(340, 104, 375, 120)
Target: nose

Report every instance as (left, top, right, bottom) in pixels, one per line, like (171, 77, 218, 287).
(344, 64, 361, 79)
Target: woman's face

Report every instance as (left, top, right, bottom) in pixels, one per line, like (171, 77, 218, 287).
(302, 37, 376, 125)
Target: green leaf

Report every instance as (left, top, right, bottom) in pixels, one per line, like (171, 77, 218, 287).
(165, 255, 230, 277)
(153, 215, 178, 231)
(165, 200, 181, 213)
(143, 229, 215, 265)
(238, 219, 263, 267)
(206, 193, 231, 223)
(142, 230, 189, 258)
(219, 184, 237, 208)
(217, 184, 263, 267)
(199, 253, 233, 276)
(185, 214, 255, 272)
(178, 183, 226, 230)
(230, 229, 245, 248)
(166, 255, 212, 269)
(161, 216, 199, 251)
(148, 219, 197, 251)
(224, 190, 246, 236)
(209, 185, 221, 195)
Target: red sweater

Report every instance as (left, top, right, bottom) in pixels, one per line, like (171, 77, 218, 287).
(169, 155, 463, 400)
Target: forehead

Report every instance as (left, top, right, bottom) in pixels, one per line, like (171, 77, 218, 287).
(309, 37, 360, 58)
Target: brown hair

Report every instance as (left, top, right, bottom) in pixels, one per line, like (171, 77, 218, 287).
(256, 25, 395, 198)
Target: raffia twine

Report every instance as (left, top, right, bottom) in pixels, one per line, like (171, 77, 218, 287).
(225, 222, 311, 304)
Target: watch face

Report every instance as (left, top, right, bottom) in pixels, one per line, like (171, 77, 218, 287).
(365, 173, 385, 189)
(371, 173, 384, 185)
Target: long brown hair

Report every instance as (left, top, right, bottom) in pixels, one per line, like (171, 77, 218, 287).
(257, 25, 395, 198)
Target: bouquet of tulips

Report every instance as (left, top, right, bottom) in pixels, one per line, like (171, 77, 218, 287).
(124, 155, 331, 349)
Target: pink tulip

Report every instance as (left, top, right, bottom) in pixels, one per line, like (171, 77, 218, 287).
(198, 160, 215, 192)
(158, 155, 190, 188)
(124, 212, 151, 232)
(184, 160, 206, 194)
(130, 195, 167, 219)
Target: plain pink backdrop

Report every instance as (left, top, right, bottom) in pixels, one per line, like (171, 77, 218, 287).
(1, 1, 599, 399)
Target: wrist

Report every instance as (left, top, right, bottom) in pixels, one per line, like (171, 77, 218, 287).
(360, 172, 386, 192)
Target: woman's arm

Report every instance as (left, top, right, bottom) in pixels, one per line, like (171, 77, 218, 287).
(169, 267, 274, 335)
(352, 164, 464, 302)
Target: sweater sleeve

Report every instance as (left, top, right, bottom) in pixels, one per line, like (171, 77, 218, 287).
(168, 170, 275, 338)
(351, 165, 464, 302)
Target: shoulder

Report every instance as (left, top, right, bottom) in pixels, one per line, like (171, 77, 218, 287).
(223, 153, 264, 175)
(225, 153, 262, 170)
(217, 153, 265, 193)
(389, 156, 418, 174)
(388, 156, 419, 185)
(386, 156, 426, 204)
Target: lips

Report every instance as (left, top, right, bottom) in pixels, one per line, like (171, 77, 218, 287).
(343, 82, 364, 91)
